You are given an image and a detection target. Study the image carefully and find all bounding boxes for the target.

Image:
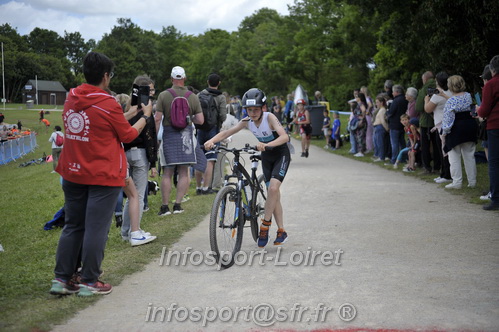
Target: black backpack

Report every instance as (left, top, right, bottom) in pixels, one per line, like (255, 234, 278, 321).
(196, 92, 218, 130)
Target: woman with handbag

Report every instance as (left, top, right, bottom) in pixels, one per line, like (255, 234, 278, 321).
(441, 75, 478, 190)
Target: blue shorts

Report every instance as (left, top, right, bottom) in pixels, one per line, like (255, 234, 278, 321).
(197, 127, 219, 161)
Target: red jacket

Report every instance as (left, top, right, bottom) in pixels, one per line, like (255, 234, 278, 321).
(56, 84, 139, 186)
(478, 75, 499, 130)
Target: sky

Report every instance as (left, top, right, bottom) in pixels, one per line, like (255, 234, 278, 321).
(0, 0, 292, 42)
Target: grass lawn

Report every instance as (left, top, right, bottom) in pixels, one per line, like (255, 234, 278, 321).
(0, 105, 491, 331)
(0, 104, 213, 331)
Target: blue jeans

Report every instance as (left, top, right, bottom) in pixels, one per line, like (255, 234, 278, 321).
(349, 129, 357, 153)
(390, 129, 405, 164)
(396, 147, 410, 163)
(373, 125, 387, 159)
(115, 189, 124, 216)
(488, 129, 499, 205)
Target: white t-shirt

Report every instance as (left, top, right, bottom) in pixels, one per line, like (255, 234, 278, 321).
(430, 90, 452, 128)
(49, 131, 64, 148)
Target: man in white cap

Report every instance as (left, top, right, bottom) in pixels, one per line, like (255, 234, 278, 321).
(154, 66, 204, 215)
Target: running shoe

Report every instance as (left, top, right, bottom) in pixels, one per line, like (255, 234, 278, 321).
(258, 227, 269, 248)
(258, 219, 271, 248)
(274, 229, 288, 245)
(49, 278, 80, 295)
(78, 280, 113, 296)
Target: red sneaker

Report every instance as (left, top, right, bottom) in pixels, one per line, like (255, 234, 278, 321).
(78, 280, 112, 296)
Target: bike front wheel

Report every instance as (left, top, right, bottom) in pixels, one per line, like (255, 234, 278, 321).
(209, 185, 244, 269)
(250, 174, 267, 242)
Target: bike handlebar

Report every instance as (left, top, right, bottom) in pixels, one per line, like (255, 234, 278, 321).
(214, 143, 274, 153)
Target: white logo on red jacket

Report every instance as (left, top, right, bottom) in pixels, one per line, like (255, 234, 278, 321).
(64, 109, 90, 141)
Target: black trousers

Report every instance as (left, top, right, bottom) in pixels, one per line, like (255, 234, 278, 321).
(420, 127, 441, 172)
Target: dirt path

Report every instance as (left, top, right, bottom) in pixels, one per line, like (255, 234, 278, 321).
(53, 129, 499, 331)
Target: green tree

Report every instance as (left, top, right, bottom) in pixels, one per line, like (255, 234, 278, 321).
(64, 31, 94, 75)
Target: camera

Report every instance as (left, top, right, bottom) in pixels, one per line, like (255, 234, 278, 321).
(131, 84, 150, 108)
(427, 87, 439, 96)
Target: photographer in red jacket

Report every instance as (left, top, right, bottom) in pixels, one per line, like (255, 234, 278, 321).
(50, 52, 153, 296)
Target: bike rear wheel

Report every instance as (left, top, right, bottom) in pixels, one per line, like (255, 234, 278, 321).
(250, 174, 267, 242)
(209, 185, 244, 269)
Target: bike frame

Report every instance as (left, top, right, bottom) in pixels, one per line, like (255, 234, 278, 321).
(220, 146, 266, 225)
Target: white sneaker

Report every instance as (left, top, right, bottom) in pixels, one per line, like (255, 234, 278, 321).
(139, 229, 151, 237)
(445, 183, 462, 189)
(130, 231, 156, 246)
(353, 152, 364, 157)
(434, 177, 442, 182)
(372, 157, 382, 162)
(480, 192, 492, 200)
(435, 178, 452, 184)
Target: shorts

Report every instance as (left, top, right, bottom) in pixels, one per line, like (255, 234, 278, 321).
(196, 127, 219, 161)
(300, 124, 312, 138)
(261, 145, 291, 183)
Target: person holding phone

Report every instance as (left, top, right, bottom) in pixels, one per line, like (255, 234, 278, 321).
(120, 75, 158, 245)
(51, 52, 153, 296)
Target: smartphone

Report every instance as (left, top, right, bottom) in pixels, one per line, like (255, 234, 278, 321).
(131, 84, 139, 106)
(138, 85, 150, 106)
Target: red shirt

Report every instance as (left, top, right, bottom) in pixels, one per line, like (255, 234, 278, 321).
(56, 84, 139, 186)
(478, 75, 499, 130)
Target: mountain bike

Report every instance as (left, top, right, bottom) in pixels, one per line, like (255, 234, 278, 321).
(209, 144, 268, 269)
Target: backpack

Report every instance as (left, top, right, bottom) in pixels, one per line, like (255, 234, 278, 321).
(55, 133, 64, 147)
(167, 88, 193, 130)
(196, 92, 218, 131)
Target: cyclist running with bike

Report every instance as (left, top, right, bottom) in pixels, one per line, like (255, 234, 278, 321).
(205, 88, 291, 247)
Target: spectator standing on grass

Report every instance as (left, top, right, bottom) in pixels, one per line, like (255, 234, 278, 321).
(348, 89, 360, 154)
(441, 75, 477, 190)
(50, 52, 152, 296)
(405, 87, 418, 120)
(477, 55, 499, 210)
(120, 75, 158, 245)
(195, 73, 227, 195)
(417, 71, 441, 174)
(386, 85, 408, 165)
(476, 65, 493, 201)
(322, 109, 331, 148)
(424, 71, 452, 184)
(331, 111, 341, 150)
(48, 125, 64, 173)
(154, 66, 204, 216)
(284, 94, 294, 133)
(353, 92, 368, 157)
(372, 94, 389, 162)
(361, 86, 374, 153)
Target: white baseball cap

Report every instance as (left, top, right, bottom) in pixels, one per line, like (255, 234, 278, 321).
(171, 66, 186, 79)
